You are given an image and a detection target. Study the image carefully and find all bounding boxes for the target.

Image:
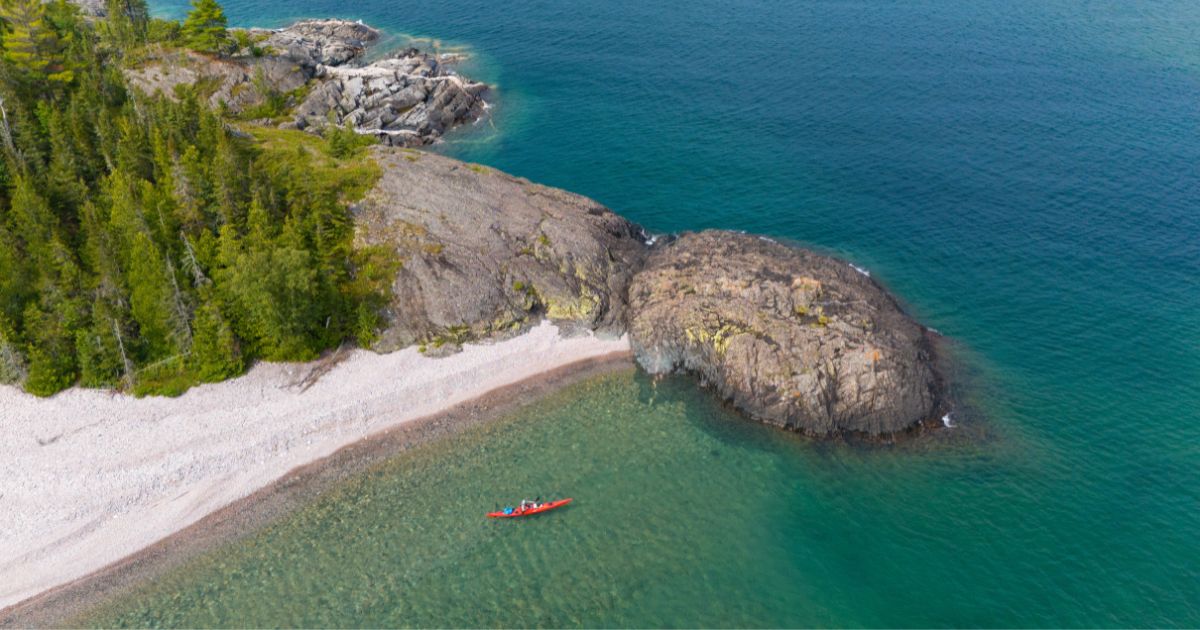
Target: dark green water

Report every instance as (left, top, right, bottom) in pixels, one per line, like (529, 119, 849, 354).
(94, 0, 1200, 626)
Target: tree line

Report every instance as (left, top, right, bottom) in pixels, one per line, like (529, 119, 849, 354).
(0, 0, 393, 396)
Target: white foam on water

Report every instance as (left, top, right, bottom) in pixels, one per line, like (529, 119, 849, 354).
(850, 263, 871, 277)
(942, 412, 955, 428)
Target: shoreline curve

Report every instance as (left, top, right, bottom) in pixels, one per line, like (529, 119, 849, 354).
(0, 322, 632, 622)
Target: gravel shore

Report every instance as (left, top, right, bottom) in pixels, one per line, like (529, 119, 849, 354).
(0, 322, 629, 610)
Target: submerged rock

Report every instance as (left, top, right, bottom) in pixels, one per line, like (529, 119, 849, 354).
(627, 231, 943, 436)
(355, 150, 647, 352)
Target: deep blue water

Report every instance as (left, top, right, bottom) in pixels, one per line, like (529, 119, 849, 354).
(122, 1, 1200, 626)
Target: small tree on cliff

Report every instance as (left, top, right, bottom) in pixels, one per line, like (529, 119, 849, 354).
(181, 0, 228, 54)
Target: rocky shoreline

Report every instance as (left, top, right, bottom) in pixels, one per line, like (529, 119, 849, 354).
(126, 19, 489, 146)
(110, 12, 948, 436)
(355, 150, 947, 437)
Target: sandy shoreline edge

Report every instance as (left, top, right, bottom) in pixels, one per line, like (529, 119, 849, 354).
(0, 322, 632, 623)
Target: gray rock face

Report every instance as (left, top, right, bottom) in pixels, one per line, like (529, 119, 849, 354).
(124, 19, 488, 146)
(249, 19, 380, 69)
(69, 0, 106, 16)
(355, 150, 648, 352)
(294, 48, 489, 147)
(125, 51, 310, 114)
(352, 155, 943, 437)
(627, 231, 943, 436)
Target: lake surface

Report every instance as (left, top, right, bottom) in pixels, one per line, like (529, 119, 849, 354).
(97, 0, 1200, 625)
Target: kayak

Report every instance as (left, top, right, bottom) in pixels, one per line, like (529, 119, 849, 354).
(487, 498, 573, 519)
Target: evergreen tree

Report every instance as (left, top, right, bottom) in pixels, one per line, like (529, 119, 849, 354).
(101, 0, 148, 49)
(76, 300, 126, 387)
(127, 231, 181, 359)
(189, 293, 240, 381)
(180, 0, 227, 54)
(0, 0, 75, 94)
(0, 313, 24, 384)
(0, 6, 393, 396)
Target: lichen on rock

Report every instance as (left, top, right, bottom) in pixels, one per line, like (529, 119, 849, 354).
(354, 150, 647, 352)
(627, 231, 944, 436)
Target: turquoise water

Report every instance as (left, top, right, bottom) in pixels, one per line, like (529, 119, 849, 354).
(107, 0, 1200, 626)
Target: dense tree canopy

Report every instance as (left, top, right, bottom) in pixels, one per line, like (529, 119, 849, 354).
(0, 0, 392, 396)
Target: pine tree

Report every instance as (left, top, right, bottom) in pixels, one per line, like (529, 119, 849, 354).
(0, 5, 394, 396)
(127, 231, 181, 359)
(0, 0, 75, 94)
(76, 300, 126, 387)
(101, 0, 148, 49)
(0, 221, 32, 326)
(22, 289, 83, 396)
(189, 293, 240, 381)
(180, 0, 227, 54)
(0, 313, 25, 384)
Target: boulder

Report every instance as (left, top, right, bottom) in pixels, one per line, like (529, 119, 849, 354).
(627, 231, 943, 436)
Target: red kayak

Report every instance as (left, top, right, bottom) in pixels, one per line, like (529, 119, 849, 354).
(487, 498, 573, 518)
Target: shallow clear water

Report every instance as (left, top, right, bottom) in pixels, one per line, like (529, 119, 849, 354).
(100, 0, 1200, 625)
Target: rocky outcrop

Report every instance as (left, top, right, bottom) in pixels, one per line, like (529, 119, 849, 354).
(70, 0, 105, 16)
(249, 19, 380, 69)
(124, 50, 311, 114)
(355, 150, 648, 352)
(353, 151, 945, 436)
(292, 48, 489, 147)
(117, 11, 945, 437)
(627, 231, 942, 436)
(124, 19, 488, 146)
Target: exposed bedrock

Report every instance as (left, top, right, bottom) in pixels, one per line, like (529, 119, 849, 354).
(355, 150, 648, 352)
(123, 19, 488, 146)
(248, 19, 380, 69)
(356, 151, 945, 436)
(627, 231, 944, 436)
(292, 48, 490, 147)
